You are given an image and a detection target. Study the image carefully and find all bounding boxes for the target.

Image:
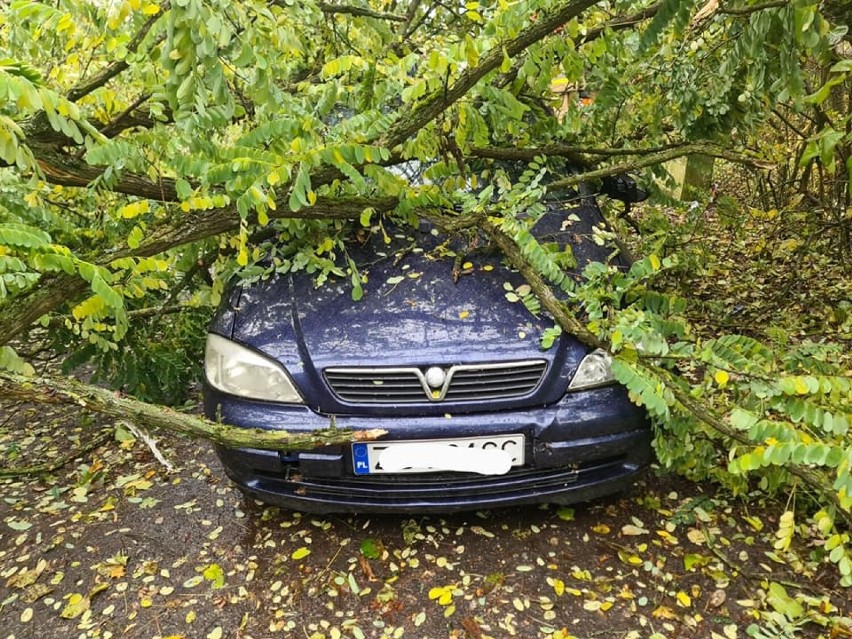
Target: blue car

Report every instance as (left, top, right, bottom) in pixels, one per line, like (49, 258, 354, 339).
(203, 196, 651, 513)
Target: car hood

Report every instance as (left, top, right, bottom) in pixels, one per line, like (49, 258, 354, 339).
(227, 204, 614, 413)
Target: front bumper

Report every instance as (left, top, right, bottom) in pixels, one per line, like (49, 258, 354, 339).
(204, 385, 652, 513)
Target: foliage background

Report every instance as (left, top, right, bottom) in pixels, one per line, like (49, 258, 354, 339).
(0, 0, 850, 628)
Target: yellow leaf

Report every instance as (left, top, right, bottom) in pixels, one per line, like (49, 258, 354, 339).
(267, 170, 280, 186)
(592, 524, 610, 534)
(307, 190, 317, 206)
(459, 310, 470, 319)
(428, 587, 445, 600)
(676, 591, 692, 607)
(142, 3, 160, 15)
(649, 254, 661, 270)
(60, 593, 90, 619)
(652, 605, 678, 619)
(687, 528, 706, 544)
(119, 200, 150, 219)
(552, 578, 565, 596)
(714, 370, 729, 387)
(291, 547, 311, 560)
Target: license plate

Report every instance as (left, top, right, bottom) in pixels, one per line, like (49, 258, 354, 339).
(352, 435, 525, 475)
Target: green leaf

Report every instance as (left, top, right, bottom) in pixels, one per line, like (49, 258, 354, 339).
(0, 223, 50, 248)
(359, 538, 382, 559)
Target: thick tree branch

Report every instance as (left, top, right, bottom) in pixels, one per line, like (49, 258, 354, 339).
(471, 141, 704, 163)
(317, 2, 406, 21)
(663, 375, 852, 529)
(547, 142, 774, 191)
(33, 146, 179, 201)
(482, 221, 604, 350)
(67, 12, 165, 102)
(0, 194, 402, 346)
(126, 195, 401, 259)
(0, 274, 88, 347)
(471, 145, 589, 166)
(381, 0, 602, 150)
(0, 372, 386, 451)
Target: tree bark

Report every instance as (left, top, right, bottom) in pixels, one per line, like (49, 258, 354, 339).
(0, 372, 386, 451)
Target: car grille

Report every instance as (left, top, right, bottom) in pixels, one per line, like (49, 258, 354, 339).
(324, 360, 548, 404)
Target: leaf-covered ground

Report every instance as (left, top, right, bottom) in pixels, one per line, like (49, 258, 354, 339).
(2, 403, 848, 639)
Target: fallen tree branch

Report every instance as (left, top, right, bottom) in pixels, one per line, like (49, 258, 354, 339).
(126, 195, 402, 259)
(547, 142, 774, 191)
(0, 195, 403, 346)
(317, 2, 406, 21)
(381, 0, 601, 150)
(32, 145, 179, 201)
(471, 140, 699, 162)
(663, 377, 852, 529)
(486, 219, 851, 528)
(482, 221, 604, 350)
(0, 372, 386, 451)
(494, 2, 661, 90)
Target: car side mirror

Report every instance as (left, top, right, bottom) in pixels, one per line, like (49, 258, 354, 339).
(600, 173, 648, 204)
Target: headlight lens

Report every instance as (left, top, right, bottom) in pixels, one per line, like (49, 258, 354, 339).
(205, 333, 303, 403)
(568, 349, 615, 391)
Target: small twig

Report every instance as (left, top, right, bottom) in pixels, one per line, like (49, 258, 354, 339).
(67, 12, 166, 102)
(700, 524, 826, 595)
(0, 430, 112, 478)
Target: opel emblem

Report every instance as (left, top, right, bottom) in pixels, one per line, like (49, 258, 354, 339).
(424, 366, 447, 389)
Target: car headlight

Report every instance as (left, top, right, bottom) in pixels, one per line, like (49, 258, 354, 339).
(205, 333, 303, 403)
(568, 349, 615, 391)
